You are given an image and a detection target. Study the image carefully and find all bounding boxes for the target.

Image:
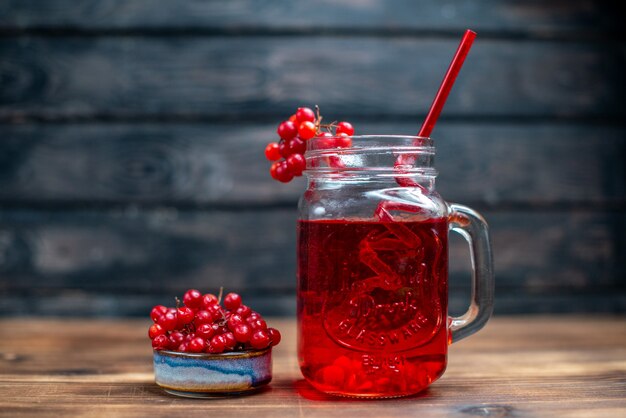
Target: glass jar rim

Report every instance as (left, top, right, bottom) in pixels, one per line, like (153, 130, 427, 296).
(304, 135, 437, 178)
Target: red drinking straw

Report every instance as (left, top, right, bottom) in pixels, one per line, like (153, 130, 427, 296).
(418, 29, 476, 139)
(393, 30, 476, 188)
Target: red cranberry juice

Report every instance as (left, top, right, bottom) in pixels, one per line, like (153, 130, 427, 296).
(297, 217, 449, 397)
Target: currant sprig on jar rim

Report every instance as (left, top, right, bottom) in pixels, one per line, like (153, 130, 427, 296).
(265, 106, 355, 183)
(149, 288, 281, 354)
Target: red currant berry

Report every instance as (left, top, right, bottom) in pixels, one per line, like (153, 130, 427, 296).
(235, 305, 252, 318)
(268, 328, 282, 346)
(233, 323, 252, 343)
(314, 133, 334, 150)
(183, 289, 203, 309)
(206, 304, 224, 321)
(148, 324, 165, 339)
(298, 121, 316, 140)
(288, 114, 298, 123)
(265, 142, 281, 161)
(286, 153, 306, 176)
(169, 331, 185, 347)
(277, 120, 298, 141)
(176, 306, 195, 327)
(193, 310, 213, 326)
(336, 121, 354, 136)
(152, 334, 170, 350)
(335, 134, 352, 148)
(196, 323, 216, 339)
(178, 342, 189, 352)
(210, 335, 227, 354)
(157, 311, 178, 332)
(274, 160, 294, 183)
(248, 318, 268, 331)
(150, 305, 168, 323)
(250, 330, 271, 349)
(296, 107, 315, 124)
(201, 293, 218, 309)
(227, 314, 244, 331)
(269, 161, 281, 180)
(188, 337, 206, 353)
(222, 332, 237, 350)
(278, 139, 291, 159)
(212, 323, 228, 335)
(247, 312, 261, 323)
(223, 293, 242, 311)
(321, 365, 345, 387)
(287, 137, 307, 155)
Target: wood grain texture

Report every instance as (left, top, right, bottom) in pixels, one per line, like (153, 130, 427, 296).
(0, 0, 620, 37)
(0, 317, 625, 417)
(1, 208, 624, 315)
(1, 122, 624, 206)
(1, 38, 623, 119)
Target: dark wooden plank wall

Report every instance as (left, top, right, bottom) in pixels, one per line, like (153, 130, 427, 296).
(0, 1, 624, 316)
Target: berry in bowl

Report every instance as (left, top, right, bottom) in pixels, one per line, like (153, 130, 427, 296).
(149, 289, 281, 398)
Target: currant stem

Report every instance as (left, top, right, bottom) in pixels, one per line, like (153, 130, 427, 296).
(320, 122, 337, 131)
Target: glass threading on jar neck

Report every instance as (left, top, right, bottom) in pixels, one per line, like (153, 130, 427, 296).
(304, 135, 437, 187)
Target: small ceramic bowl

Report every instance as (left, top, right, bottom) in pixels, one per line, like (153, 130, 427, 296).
(153, 347, 272, 398)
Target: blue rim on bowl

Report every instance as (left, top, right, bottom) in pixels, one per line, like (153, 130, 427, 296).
(153, 347, 272, 398)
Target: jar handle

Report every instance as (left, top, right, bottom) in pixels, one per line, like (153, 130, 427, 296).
(447, 203, 494, 343)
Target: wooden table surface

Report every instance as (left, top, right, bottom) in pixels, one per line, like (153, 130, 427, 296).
(1, 316, 625, 417)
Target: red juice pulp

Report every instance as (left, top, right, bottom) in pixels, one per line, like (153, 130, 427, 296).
(297, 217, 449, 397)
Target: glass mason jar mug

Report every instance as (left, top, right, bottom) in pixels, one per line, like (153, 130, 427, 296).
(297, 136, 494, 398)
